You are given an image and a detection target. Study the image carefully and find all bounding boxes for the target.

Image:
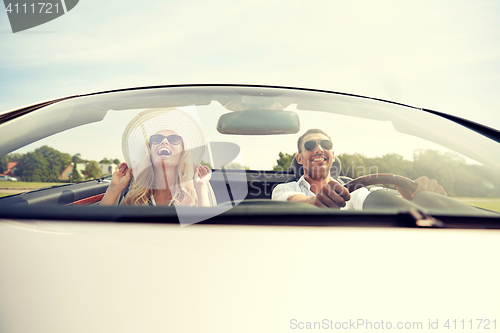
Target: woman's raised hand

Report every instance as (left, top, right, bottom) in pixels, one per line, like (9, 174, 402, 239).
(100, 162, 133, 205)
(193, 165, 213, 207)
(193, 165, 212, 188)
(110, 162, 133, 192)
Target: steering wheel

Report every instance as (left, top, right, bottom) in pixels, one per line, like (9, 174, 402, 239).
(344, 174, 418, 193)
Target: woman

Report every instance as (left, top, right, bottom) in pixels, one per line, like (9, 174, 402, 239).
(100, 108, 214, 206)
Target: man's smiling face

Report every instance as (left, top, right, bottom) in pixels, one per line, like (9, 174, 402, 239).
(296, 133, 335, 180)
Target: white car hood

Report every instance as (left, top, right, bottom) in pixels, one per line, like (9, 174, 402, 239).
(0, 220, 499, 332)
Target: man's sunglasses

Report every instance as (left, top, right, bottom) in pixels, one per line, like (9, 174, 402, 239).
(149, 134, 183, 146)
(303, 140, 333, 151)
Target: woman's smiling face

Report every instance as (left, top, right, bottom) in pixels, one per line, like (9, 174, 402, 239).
(150, 130, 184, 168)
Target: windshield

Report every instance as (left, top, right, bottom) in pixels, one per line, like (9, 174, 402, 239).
(1, 86, 499, 218)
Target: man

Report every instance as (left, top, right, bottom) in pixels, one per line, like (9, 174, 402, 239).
(272, 129, 446, 209)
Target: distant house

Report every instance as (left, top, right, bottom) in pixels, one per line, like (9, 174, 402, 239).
(98, 163, 118, 176)
(59, 163, 87, 181)
(0, 162, 18, 177)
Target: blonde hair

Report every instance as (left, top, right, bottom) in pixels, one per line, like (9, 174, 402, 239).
(124, 149, 198, 206)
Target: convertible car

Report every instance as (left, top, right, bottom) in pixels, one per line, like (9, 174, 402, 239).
(0, 85, 499, 332)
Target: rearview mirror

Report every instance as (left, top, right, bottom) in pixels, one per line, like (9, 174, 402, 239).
(217, 110, 300, 135)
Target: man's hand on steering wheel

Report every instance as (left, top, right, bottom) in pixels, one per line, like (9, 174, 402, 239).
(396, 176, 447, 200)
(307, 180, 351, 208)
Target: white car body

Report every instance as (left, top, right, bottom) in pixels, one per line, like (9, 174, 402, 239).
(0, 220, 499, 333)
(1, 85, 500, 332)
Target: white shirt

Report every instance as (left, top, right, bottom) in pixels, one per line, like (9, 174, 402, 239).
(271, 175, 371, 210)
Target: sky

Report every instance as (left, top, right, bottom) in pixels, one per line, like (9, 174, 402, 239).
(0, 0, 499, 130)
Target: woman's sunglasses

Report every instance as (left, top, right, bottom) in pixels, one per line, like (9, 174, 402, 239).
(149, 134, 183, 146)
(303, 140, 333, 151)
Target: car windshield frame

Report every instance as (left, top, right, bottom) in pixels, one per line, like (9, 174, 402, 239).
(1, 84, 500, 225)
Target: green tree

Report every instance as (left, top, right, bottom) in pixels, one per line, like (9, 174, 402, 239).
(409, 150, 500, 197)
(16, 151, 49, 182)
(72, 153, 84, 163)
(37, 146, 72, 182)
(272, 152, 295, 172)
(337, 153, 370, 178)
(100, 158, 121, 165)
(15, 146, 70, 182)
(71, 154, 83, 182)
(0, 155, 9, 174)
(221, 162, 250, 170)
(84, 161, 102, 180)
(200, 160, 213, 169)
(370, 153, 415, 178)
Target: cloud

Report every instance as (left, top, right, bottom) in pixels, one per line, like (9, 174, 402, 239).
(0, 0, 499, 128)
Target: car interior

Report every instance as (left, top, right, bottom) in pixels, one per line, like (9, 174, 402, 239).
(1, 85, 500, 228)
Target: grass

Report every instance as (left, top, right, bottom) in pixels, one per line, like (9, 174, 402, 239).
(453, 197, 500, 213)
(0, 181, 65, 188)
(0, 181, 67, 199)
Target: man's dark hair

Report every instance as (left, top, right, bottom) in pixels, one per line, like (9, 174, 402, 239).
(297, 129, 332, 153)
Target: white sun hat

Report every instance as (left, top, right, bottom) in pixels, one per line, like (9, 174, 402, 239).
(122, 107, 206, 171)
